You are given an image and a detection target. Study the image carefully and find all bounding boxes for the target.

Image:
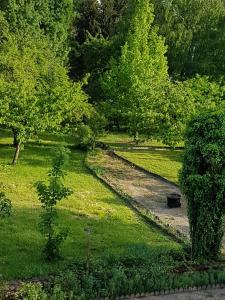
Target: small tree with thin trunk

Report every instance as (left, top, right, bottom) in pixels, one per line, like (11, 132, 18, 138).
(180, 109, 225, 260)
(35, 147, 73, 262)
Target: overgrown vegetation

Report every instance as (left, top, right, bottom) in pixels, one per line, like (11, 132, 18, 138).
(180, 109, 225, 260)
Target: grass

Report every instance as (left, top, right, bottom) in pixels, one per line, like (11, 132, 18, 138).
(0, 129, 181, 280)
(100, 132, 184, 150)
(116, 149, 183, 184)
(99, 132, 183, 184)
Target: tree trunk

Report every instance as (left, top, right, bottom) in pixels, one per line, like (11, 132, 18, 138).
(134, 131, 139, 145)
(12, 142, 21, 165)
(12, 128, 19, 148)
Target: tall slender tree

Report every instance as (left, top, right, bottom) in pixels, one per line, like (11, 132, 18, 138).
(101, 0, 168, 141)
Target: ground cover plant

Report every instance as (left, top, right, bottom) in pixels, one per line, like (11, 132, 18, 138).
(0, 129, 181, 280)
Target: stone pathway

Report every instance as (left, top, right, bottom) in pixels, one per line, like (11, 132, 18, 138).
(131, 287, 225, 299)
(98, 151, 190, 238)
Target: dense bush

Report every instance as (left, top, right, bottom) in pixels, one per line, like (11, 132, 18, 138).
(180, 109, 225, 260)
(13, 245, 225, 300)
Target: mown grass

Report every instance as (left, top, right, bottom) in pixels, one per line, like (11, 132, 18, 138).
(100, 132, 184, 150)
(100, 132, 183, 184)
(0, 129, 181, 280)
(116, 149, 183, 184)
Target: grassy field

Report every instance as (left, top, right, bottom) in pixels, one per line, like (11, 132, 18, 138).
(116, 149, 183, 184)
(100, 132, 184, 150)
(0, 129, 181, 280)
(100, 132, 183, 184)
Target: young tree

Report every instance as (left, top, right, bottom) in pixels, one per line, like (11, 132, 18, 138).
(180, 109, 225, 260)
(36, 147, 73, 262)
(0, 192, 12, 218)
(101, 0, 168, 142)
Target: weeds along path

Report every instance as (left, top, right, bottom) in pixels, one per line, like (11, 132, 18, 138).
(88, 150, 190, 238)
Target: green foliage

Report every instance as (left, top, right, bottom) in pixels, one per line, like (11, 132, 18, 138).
(0, 18, 89, 163)
(75, 110, 106, 149)
(1, 0, 74, 62)
(36, 147, 73, 261)
(153, 0, 225, 78)
(180, 109, 225, 259)
(17, 283, 73, 300)
(0, 192, 12, 218)
(182, 75, 225, 110)
(101, 0, 168, 141)
(18, 250, 225, 299)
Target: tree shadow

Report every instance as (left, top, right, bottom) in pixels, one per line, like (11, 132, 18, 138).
(0, 204, 181, 281)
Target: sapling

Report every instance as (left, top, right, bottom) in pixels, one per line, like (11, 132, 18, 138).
(0, 192, 12, 218)
(35, 147, 73, 261)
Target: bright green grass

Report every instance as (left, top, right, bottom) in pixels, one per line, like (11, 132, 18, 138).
(100, 132, 184, 150)
(0, 129, 181, 280)
(116, 149, 183, 184)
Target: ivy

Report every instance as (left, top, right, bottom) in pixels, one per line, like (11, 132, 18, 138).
(180, 109, 225, 260)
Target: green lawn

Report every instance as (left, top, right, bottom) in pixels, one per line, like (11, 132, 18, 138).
(117, 149, 183, 184)
(0, 129, 181, 280)
(99, 132, 183, 184)
(100, 132, 184, 150)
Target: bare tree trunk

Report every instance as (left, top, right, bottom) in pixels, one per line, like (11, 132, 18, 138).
(12, 142, 21, 165)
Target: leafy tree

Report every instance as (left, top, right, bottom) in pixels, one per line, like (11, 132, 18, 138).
(182, 76, 225, 110)
(0, 27, 89, 164)
(76, 108, 106, 149)
(180, 109, 225, 260)
(35, 147, 73, 262)
(101, 0, 168, 142)
(153, 0, 225, 79)
(1, 0, 74, 62)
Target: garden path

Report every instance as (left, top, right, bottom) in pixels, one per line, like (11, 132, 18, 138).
(99, 151, 190, 238)
(131, 287, 225, 299)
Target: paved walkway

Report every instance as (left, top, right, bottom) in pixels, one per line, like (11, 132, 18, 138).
(98, 151, 190, 238)
(131, 287, 225, 299)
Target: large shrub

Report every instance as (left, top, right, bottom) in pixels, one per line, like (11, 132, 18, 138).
(180, 109, 225, 260)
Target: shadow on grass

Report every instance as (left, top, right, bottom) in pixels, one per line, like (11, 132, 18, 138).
(0, 205, 181, 280)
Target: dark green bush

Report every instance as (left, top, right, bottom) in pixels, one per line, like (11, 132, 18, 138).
(180, 109, 225, 260)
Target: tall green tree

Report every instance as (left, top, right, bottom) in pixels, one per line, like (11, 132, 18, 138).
(1, 0, 74, 62)
(153, 0, 225, 79)
(0, 27, 89, 164)
(101, 0, 168, 141)
(180, 109, 225, 259)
